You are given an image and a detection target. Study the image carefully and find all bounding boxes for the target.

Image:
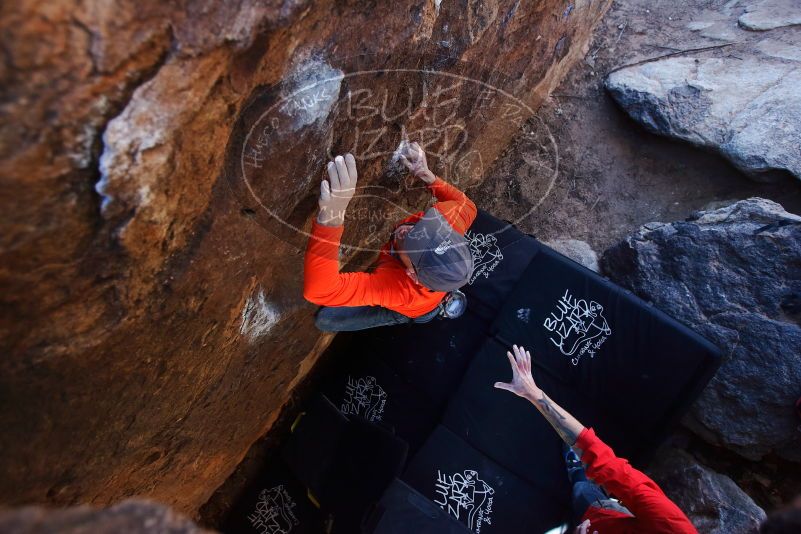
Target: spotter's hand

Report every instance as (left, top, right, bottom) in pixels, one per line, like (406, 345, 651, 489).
(399, 142, 436, 184)
(494, 344, 542, 401)
(317, 154, 357, 227)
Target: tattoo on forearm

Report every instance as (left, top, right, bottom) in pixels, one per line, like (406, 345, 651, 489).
(537, 394, 566, 420)
(535, 393, 580, 445)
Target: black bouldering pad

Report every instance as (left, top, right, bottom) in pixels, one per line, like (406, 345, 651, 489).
(443, 337, 578, 502)
(363, 310, 492, 408)
(490, 244, 723, 460)
(220, 459, 324, 534)
(461, 210, 540, 321)
(282, 395, 349, 499)
(364, 478, 472, 534)
(320, 353, 439, 453)
(402, 425, 566, 533)
(282, 395, 409, 533)
(325, 416, 409, 533)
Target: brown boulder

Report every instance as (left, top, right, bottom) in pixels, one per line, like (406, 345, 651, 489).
(0, 0, 609, 516)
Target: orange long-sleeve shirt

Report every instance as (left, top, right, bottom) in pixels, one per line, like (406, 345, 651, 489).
(303, 177, 477, 318)
(577, 428, 697, 534)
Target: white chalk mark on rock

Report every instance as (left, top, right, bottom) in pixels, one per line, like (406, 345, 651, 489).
(240, 287, 281, 342)
(280, 56, 344, 131)
(387, 129, 411, 178)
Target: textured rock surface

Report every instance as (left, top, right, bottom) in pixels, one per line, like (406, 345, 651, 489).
(0, 500, 214, 534)
(602, 198, 801, 462)
(649, 449, 767, 534)
(0, 0, 610, 515)
(739, 0, 801, 31)
(543, 238, 599, 272)
(605, 56, 801, 182)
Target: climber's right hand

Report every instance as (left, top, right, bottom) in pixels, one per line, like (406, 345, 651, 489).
(399, 142, 436, 184)
(317, 153, 358, 227)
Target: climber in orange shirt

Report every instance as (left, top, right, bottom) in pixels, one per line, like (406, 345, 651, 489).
(303, 142, 477, 332)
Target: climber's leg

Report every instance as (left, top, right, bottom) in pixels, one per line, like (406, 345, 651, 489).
(314, 305, 412, 332)
(411, 305, 441, 324)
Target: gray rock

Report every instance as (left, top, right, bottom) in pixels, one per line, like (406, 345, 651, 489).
(757, 38, 801, 62)
(544, 238, 599, 272)
(649, 449, 767, 534)
(739, 0, 801, 31)
(686, 19, 741, 42)
(686, 21, 716, 31)
(0, 500, 214, 534)
(606, 56, 801, 182)
(602, 198, 801, 462)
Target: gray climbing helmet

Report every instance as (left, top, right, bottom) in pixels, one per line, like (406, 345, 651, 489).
(400, 207, 474, 292)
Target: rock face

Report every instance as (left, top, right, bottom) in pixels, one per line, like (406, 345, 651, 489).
(0, 0, 610, 516)
(649, 449, 767, 534)
(0, 500, 213, 534)
(605, 56, 801, 182)
(543, 238, 599, 272)
(602, 198, 801, 462)
(739, 0, 801, 31)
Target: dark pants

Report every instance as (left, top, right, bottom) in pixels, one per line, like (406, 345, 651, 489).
(572, 481, 608, 518)
(572, 481, 632, 524)
(314, 304, 440, 332)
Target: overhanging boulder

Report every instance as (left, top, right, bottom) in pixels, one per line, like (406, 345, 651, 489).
(0, 0, 610, 516)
